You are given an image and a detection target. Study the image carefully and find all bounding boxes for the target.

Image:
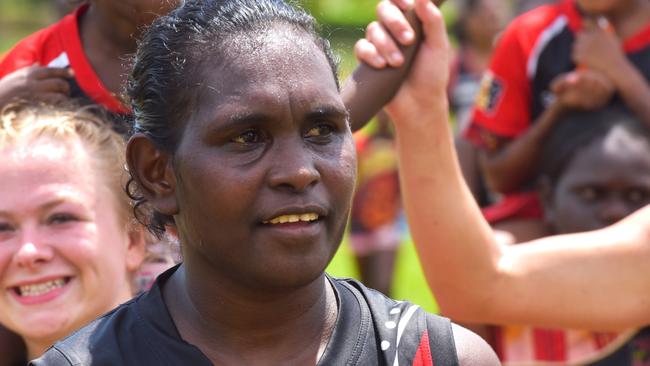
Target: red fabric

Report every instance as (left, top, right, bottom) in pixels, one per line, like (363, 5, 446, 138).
(533, 329, 567, 361)
(481, 192, 543, 224)
(466, 0, 650, 147)
(465, 2, 564, 145)
(412, 330, 434, 366)
(0, 5, 128, 114)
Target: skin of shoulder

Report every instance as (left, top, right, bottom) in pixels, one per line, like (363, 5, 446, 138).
(452, 323, 500, 366)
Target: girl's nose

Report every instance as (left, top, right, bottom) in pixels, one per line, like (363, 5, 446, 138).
(14, 232, 54, 269)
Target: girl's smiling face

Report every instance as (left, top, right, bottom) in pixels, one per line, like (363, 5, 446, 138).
(0, 138, 138, 355)
(168, 27, 356, 290)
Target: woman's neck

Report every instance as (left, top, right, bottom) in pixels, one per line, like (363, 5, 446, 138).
(163, 263, 338, 365)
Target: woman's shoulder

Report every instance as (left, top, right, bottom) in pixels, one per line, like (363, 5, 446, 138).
(331, 277, 499, 366)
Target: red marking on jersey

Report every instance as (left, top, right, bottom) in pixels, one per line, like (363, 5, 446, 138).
(533, 329, 567, 361)
(412, 330, 434, 366)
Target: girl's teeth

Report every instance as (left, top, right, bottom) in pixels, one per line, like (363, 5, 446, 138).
(18, 278, 66, 297)
(264, 213, 319, 224)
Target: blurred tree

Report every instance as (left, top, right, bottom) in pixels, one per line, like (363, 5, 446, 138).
(300, 0, 377, 26)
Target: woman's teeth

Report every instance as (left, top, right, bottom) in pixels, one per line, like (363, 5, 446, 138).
(263, 213, 319, 224)
(17, 278, 67, 297)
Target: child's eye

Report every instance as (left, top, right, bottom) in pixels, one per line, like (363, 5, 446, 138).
(305, 124, 334, 138)
(0, 222, 14, 232)
(232, 130, 263, 144)
(48, 213, 78, 225)
(575, 186, 604, 202)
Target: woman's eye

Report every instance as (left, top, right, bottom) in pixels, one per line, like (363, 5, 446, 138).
(306, 124, 334, 138)
(48, 213, 77, 225)
(232, 130, 262, 144)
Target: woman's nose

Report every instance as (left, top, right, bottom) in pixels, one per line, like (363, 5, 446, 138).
(268, 141, 320, 193)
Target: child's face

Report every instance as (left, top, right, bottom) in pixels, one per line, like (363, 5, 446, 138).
(545, 126, 650, 234)
(170, 28, 356, 290)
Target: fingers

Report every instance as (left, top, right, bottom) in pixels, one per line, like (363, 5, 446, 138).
(366, 21, 404, 67)
(376, 0, 415, 45)
(354, 38, 387, 69)
(387, 0, 415, 11)
(414, 0, 448, 49)
(33, 67, 74, 80)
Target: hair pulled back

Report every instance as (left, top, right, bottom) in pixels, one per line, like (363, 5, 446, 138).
(538, 104, 650, 186)
(0, 102, 130, 222)
(127, 0, 339, 237)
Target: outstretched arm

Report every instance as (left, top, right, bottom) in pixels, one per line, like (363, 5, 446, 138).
(363, 0, 650, 331)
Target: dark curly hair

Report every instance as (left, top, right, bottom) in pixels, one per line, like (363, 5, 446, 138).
(126, 0, 340, 237)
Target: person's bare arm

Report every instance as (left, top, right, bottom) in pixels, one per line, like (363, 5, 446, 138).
(479, 101, 565, 193)
(360, 0, 650, 331)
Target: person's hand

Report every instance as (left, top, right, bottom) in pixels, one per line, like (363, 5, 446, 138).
(382, 0, 450, 119)
(550, 70, 615, 111)
(0, 65, 74, 106)
(572, 19, 626, 78)
(354, 0, 417, 68)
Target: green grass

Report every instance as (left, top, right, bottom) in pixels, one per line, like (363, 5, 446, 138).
(326, 236, 439, 314)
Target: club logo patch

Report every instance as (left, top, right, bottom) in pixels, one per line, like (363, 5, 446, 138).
(476, 71, 504, 114)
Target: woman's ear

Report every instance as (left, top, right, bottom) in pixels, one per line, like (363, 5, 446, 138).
(126, 133, 178, 216)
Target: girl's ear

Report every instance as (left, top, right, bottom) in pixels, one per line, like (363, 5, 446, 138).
(538, 175, 555, 228)
(126, 133, 179, 216)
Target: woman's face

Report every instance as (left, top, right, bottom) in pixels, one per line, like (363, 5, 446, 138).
(0, 138, 136, 350)
(545, 126, 650, 233)
(170, 28, 356, 290)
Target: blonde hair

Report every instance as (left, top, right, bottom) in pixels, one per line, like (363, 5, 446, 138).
(0, 102, 131, 222)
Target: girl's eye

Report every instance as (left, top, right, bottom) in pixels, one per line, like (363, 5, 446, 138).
(305, 124, 334, 138)
(232, 130, 262, 144)
(48, 213, 78, 225)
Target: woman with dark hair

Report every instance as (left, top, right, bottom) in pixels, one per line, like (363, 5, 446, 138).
(31, 0, 498, 365)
